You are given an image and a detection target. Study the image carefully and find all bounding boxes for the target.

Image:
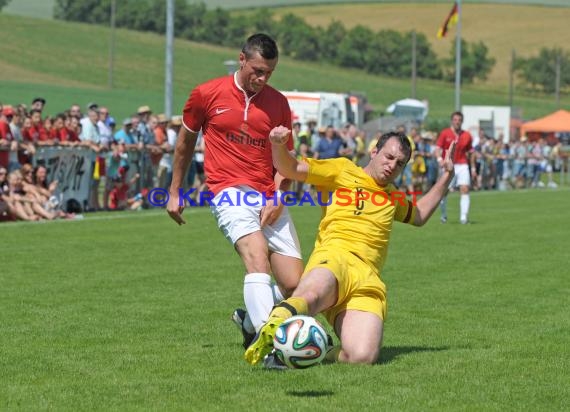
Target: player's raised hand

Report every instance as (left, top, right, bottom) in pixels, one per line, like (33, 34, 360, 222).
(269, 126, 291, 145)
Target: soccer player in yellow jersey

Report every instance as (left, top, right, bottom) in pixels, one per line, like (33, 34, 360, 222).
(245, 126, 456, 366)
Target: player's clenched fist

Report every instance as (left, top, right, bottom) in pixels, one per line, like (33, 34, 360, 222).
(269, 126, 291, 145)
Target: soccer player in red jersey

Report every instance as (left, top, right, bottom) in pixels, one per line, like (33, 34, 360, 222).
(166, 34, 303, 349)
(436, 111, 475, 224)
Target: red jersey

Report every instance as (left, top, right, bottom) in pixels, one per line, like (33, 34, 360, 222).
(436, 128, 473, 165)
(0, 120, 12, 168)
(50, 127, 69, 142)
(182, 74, 293, 196)
(66, 128, 80, 142)
(23, 124, 48, 142)
(109, 183, 129, 209)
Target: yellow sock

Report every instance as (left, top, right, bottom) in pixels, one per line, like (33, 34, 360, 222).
(269, 297, 308, 320)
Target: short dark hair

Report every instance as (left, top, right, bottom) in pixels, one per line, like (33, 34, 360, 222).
(451, 111, 463, 120)
(242, 33, 278, 60)
(375, 131, 412, 164)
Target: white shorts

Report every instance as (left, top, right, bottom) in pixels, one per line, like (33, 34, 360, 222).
(210, 186, 302, 259)
(449, 164, 471, 188)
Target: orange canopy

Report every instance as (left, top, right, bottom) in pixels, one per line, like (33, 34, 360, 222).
(520, 109, 570, 136)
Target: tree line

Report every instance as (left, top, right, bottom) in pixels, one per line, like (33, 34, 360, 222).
(49, 0, 568, 92)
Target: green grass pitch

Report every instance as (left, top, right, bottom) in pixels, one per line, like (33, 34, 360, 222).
(1, 189, 569, 410)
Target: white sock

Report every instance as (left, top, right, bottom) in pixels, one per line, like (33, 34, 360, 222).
(244, 273, 274, 332)
(440, 196, 448, 219)
(271, 282, 285, 304)
(460, 194, 470, 221)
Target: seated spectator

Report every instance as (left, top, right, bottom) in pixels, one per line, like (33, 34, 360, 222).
(109, 172, 143, 211)
(33, 164, 59, 199)
(21, 163, 48, 203)
(1, 167, 40, 222)
(24, 164, 72, 219)
(6, 170, 50, 220)
(104, 141, 129, 209)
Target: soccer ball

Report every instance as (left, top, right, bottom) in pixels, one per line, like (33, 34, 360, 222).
(273, 315, 328, 369)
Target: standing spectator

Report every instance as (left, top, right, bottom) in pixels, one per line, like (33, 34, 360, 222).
(394, 126, 415, 195)
(43, 116, 53, 138)
(97, 107, 113, 148)
(166, 33, 303, 348)
(150, 114, 168, 187)
(512, 136, 528, 188)
(18, 116, 36, 165)
(436, 111, 474, 224)
(158, 116, 182, 189)
(411, 128, 427, 192)
(26, 109, 50, 146)
(66, 115, 81, 145)
(114, 118, 137, 147)
(527, 138, 543, 188)
(50, 114, 70, 144)
(97, 107, 114, 207)
(4, 107, 21, 171)
(69, 104, 82, 119)
(314, 125, 344, 159)
(422, 131, 438, 191)
(136, 105, 156, 189)
(80, 108, 102, 211)
(31, 97, 46, 113)
(496, 139, 509, 190)
(0, 106, 15, 170)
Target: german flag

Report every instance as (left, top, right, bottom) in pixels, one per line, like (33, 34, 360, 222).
(437, 3, 459, 38)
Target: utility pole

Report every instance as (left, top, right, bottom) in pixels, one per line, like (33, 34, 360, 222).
(411, 30, 417, 99)
(509, 48, 516, 110)
(454, 0, 462, 111)
(165, 0, 174, 117)
(108, 0, 116, 89)
(555, 54, 561, 109)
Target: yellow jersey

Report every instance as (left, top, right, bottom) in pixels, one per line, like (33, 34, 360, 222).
(305, 157, 416, 274)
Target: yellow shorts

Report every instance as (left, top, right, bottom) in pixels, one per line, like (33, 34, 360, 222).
(304, 247, 387, 326)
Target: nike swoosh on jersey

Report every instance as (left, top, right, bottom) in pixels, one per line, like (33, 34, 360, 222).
(215, 108, 230, 115)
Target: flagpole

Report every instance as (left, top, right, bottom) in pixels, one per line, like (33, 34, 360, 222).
(455, 0, 462, 111)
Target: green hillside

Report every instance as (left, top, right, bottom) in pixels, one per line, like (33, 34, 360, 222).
(200, 0, 570, 8)
(0, 14, 567, 123)
(3, 0, 568, 20)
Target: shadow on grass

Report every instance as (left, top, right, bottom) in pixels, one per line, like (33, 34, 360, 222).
(286, 390, 334, 398)
(378, 345, 449, 365)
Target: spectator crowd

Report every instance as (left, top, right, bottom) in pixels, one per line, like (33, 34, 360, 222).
(0, 97, 566, 223)
(0, 98, 193, 222)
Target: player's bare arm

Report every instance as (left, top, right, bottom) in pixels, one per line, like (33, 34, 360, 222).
(167, 127, 198, 225)
(260, 127, 299, 227)
(269, 126, 309, 182)
(413, 140, 456, 226)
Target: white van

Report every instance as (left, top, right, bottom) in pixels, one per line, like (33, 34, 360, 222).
(281, 91, 360, 129)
